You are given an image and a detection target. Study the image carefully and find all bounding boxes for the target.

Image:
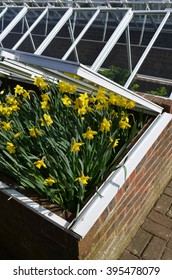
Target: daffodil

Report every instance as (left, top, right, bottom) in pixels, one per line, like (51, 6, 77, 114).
(6, 142, 16, 154)
(95, 103, 103, 111)
(41, 101, 50, 110)
(44, 177, 56, 186)
(2, 106, 12, 116)
(40, 114, 53, 126)
(22, 90, 30, 99)
(96, 89, 107, 104)
(58, 81, 76, 94)
(34, 159, 47, 169)
(110, 138, 120, 148)
(119, 120, 131, 129)
(82, 128, 98, 140)
(14, 132, 22, 138)
(109, 92, 117, 105)
(34, 77, 48, 90)
(71, 141, 84, 152)
(77, 106, 87, 115)
(100, 117, 111, 132)
(29, 127, 42, 137)
(126, 99, 135, 109)
(1, 121, 12, 131)
(75, 173, 90, 185)
(5, 96, 18, 105)
(61, 95, 72, 107)
(41, 93, 50, 102)
(10, 104, 20, 112)
(14, 85, 24, 95)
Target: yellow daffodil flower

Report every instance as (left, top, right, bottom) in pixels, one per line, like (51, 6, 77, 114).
(10, 104, 20, 112)
(58, 81, 77, 94)
(6, 142, 16, 154)
(71, 141, 84, 152)
(29, 127, 42, 137)
(14, 85, 24, 95)
(119, 120, 131, 129)
(40, 114, 53, 126)
(34, 77, 49, 90)
(41, 93, 50, 102)
(41, 101, 50, 110)
(77, 106, 87, 115)
(82, 128, 98, 140)
(5, 96, 18, 105)
(100, 117, 111, 132)
(44, 177, 56, 186)
(110, 138, 120, 148)
(75, 172, 90, 185)
(95, 103, 103, 111)
(61, 95, 72, 107)
(14, 132, 22, 138)
(126, 99, 135, 109)
(22, 90, 30, 99)
(34, 159, 47, 169)
(2, 106, 12, 116)
(1, 121, 12, 131)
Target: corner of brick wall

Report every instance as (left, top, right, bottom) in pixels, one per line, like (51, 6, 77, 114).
(138, 92, 172, 113)
(78, 97, 172, 260)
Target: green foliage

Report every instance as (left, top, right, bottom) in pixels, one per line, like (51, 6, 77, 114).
(99, 65, 139, 90)
(148, 86, 168, 97)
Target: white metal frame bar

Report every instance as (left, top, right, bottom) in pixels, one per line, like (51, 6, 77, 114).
(124, 10, 171, 88)
(12, 7, 48, 50)
(0, 6, 28, 43)
(34, 7, 73, 55)
(62, 8, 100, 60)
(91, 9, 133, 71)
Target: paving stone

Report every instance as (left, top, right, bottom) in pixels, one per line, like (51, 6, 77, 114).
(164, 187, 172, 198)
(148, 210, 172, 229)
(167, 238, 172, 250)
(118, 250, 139, 260)
(167, 206, 172, 218)
(127, 229, 152, 257)
(167, 181, 172, 188)
(162, 248, 172, 260)
(141, 219, 172, 240)
(142, 236, 166, 260)
(154, 194, 172, 215)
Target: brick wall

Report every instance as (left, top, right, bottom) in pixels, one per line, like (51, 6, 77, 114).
(0, 190, 80, 259)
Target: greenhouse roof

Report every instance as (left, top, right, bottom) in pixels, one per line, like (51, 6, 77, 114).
(0, 3, 171, 114)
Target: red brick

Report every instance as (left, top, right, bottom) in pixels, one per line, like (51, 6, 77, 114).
(129, 170, 136, 184)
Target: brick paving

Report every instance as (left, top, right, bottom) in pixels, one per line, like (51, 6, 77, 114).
(119, 179, 172, 260)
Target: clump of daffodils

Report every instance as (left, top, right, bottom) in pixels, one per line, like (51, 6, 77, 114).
(0, 76, 147, 213)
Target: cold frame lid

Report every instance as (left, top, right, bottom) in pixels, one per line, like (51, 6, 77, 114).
(0, 48, 163, 114)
